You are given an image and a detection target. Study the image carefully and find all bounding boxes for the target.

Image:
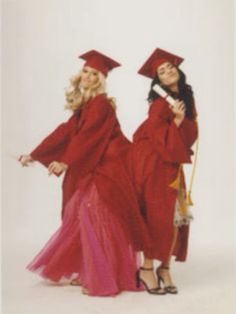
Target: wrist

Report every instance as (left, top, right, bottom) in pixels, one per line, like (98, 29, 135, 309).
(60, 162, 68, 171)
(174, 117, 184, 127)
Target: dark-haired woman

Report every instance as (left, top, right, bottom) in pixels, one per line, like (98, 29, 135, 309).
(130, 48, 198, 294)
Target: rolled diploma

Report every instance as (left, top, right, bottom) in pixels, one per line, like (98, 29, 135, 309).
(152, 84, 176, 108)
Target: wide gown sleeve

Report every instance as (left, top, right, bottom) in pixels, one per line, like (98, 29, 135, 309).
(148, 99, 198, 164)
(179, 105, 198, 149)
(30, 114, 77, 167)
(60, 97, 116, 177)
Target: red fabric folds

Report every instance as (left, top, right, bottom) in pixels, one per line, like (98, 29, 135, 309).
(27, 93, 151, 296)
(130, 98, 198, 262)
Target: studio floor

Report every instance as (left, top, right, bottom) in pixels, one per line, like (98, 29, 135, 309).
(2, 244, 236, 314)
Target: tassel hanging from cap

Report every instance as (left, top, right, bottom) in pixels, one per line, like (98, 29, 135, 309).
(186, 136, 199, 206)
(186, 190, 194, 206)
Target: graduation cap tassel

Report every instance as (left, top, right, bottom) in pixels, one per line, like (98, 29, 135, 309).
(186, 136, 199, 206)
(187, 190, 194, 206)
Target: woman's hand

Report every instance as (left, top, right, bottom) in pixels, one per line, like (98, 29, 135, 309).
(18, 154, 34, 166)
(171, 100, 186, 127)
(48, 161, 68, 176)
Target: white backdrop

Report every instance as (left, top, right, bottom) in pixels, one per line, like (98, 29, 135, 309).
(2, 0, 235, 314)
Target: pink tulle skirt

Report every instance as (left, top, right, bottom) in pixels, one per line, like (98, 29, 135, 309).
(27, 176, 143, 296)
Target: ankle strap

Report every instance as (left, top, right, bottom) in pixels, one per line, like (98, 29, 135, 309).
(158, 266, 170, 270)
(140, 267, 154, 271)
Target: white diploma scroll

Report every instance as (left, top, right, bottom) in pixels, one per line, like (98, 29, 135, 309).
(152, 84, 176, 108)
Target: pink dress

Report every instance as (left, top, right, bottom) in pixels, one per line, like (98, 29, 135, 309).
(27, 175, 144, 296)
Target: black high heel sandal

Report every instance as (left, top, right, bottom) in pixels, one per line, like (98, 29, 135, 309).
(136, 267, 166, 295)
(156, 266, 178, 294)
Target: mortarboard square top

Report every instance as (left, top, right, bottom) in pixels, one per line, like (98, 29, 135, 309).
(138, 48, 184, 79)
(79, 50, 121, 77)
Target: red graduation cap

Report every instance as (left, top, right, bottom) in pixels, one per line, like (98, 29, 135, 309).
(78, 50, 121, 77)
(138, 48, 184, 79)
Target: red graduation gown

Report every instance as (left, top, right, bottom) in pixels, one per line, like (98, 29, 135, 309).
(30, 93, 150, 251)
(130, 97, 198, 262)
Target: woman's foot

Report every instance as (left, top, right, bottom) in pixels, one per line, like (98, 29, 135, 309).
(81, 287, 89, 295)
(156, 266, 178, 294)
(140, 268, 159, 289)
(70, 278, 81, 286)
(136, 267, 166, 295)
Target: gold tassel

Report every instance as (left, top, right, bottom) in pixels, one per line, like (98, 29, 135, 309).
(169, 120, 199, 207)
(186, 135, 199, 206)
(178, 190, 189, 215)
(169, 175, 180, 190)
(169, 136, 199, 206)
(187, 190, 194, 206)
(169, 165, 182, 190)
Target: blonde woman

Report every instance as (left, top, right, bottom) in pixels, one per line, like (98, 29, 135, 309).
(19, 50, 150, 296)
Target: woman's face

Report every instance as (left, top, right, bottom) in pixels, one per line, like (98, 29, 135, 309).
(80, 66, 99, 89)
(156, 62, 180, 88)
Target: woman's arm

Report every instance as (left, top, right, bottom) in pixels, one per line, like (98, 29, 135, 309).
(178, 105, 198, 149)
(148, 99, 197, 163)
(29, 113, 77, 167)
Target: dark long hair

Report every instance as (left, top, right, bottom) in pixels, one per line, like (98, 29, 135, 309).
(148, 69, 195, 119)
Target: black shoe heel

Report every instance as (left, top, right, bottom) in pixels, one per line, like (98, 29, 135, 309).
(136, 270, 141, 288)
(156, 266, 178, 294)
(136, 267, 166, 295)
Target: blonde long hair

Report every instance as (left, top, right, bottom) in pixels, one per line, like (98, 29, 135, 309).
(65, 69, 116, 111)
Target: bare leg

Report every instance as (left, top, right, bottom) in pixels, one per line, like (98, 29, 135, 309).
(143, 257, 154, 269)
(162, 226, 178, 268)
(140, 257, 157, 289)
(139, 226, 178, 291)
(157, 226, 179, 292)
